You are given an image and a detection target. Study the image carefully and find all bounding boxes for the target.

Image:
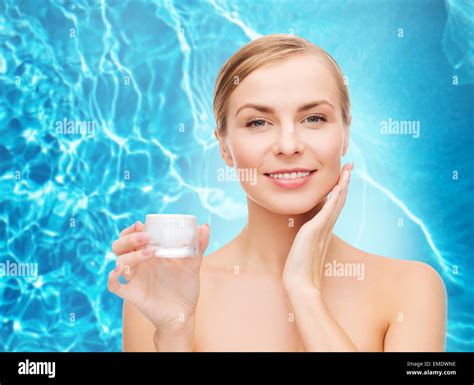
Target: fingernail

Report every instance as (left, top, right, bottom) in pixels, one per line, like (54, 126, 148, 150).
(137, 232, 149, 243)
(343, 170, 350, 180)
(205, 224, 210, 230)
(142, 246, 156, 256)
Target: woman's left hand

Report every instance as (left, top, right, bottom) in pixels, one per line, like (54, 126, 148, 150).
(282, 163, 353, 293)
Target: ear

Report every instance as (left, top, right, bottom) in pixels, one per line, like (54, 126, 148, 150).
(342, 117, 352, 156)
(214, 128, 234, 167)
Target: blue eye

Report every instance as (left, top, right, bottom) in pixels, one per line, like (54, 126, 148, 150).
(246, 119, 267, 128)
(305, 115, 326, 124)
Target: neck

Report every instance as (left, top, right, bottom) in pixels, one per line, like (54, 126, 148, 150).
(235, 196, 335, 276)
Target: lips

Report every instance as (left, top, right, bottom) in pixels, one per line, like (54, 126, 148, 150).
(263, 168, 317, 189)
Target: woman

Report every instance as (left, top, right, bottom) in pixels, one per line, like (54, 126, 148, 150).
(107, 34, 447, 352)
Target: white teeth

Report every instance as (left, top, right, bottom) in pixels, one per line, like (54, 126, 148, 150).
(268, 171, 311, 179)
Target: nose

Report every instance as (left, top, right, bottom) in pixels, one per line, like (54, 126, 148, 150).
(272, 123, 305, 156)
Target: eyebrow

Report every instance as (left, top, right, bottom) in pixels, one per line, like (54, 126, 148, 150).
(235, 100, 335, 117)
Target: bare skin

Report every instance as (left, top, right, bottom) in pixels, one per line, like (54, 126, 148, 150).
(113, 53, 447, 352)
(121, 217, 446, 352)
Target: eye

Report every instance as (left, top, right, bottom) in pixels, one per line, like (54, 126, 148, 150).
(246, 119, 268, 128)
(304, 114, 327, 124)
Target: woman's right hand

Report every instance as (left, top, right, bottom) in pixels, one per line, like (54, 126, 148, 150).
(107, 220, 210, 334)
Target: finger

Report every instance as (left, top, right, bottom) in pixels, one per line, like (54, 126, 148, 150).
(112, 231, 149, 256)
(119, 221, 138, 238)
(116, 245, 157, 281)
(336, 163, 353, 185)
(338, 167, 351, 208)
(302, 185, 341, 236)
(333, 168, 351, 216)
(197, 224, 210, 256)
(302, 164, 352, 236)
(323, 168, 351, 238)
(328, 163, 352, 217)
(336, 164, 352, 211)
(119, 221, 145, 238)
(107, 263, 128, 300)
(190, 224, 210, 270)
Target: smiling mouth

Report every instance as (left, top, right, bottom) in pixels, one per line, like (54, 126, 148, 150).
(263, 168, 317, 180)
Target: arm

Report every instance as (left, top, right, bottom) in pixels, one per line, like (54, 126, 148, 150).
(122, 301, 156, 352)
(282, 163, 356, 351)
(123, 301, 195, 352)
(109, 220, 210, 352)
(383, 262, 447, 351)
(285, 284, 358, 352)
(153, 314, 195, 352)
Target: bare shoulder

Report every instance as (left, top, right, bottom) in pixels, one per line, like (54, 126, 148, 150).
(199, 245, 236, 295)
(392, 258, 447, 292)
(200, 238, 239, 276)
(344, 246, 449, 351)
(368, 251, 445, 298)
(340, 238, 442, 280)
(340, 240, 447, 308)
(389, 257, 447, 311)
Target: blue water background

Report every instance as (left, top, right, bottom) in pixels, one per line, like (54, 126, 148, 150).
(0, 0, 473, 351)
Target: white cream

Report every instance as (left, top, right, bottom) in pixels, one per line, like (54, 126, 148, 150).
(145, 214, 198, 258)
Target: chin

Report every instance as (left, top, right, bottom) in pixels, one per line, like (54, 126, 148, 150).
(247, 189, 328, 215)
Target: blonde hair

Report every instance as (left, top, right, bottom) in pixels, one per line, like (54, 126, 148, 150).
(213, 34, 351, 135)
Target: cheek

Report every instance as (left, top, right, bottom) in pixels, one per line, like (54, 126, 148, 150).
(308, 129, 343, 164)
(307, 130, 344, 184)
(228, 133, 267, 169)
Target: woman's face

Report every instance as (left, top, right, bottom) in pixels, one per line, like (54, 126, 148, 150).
(216, 54, 350, 215)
